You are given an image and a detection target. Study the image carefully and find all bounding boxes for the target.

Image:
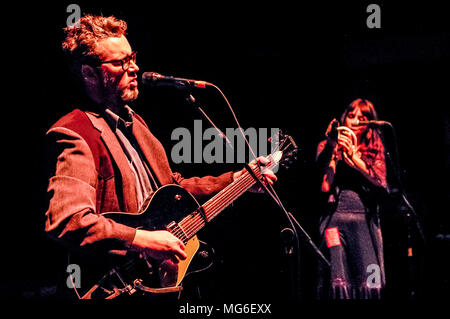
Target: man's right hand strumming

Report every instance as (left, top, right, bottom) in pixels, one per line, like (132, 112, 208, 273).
(131, 229, 187, 263)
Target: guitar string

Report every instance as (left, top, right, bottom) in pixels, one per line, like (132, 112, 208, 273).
(182, 170, 256, 239)
(180, 156, 274, 239)
(173, 158, 264, 239)
(203, 149, 283, 220)
(183, 160, 262, 235)
(179, 150, 282, 239)
(203, 169, 261, 220)
(173, 154, 279, 241)
(192, 146, 286, 232)
(171, 176, 252, 241)
(198, 150, 279, 222)
(192, 169, 254, 224)
(172, 167, 257, 241)
(171, 141, 287, 241)
(177, 142, 284, 237)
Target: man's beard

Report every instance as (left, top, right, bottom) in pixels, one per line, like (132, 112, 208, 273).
(102, 71, 139, 105)
(121, 86, 139, 102)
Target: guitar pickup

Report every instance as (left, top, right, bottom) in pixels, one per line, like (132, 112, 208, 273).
(166, 221, 176, 231)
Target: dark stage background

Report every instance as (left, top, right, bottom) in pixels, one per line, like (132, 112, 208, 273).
(1, 1, 449, 305)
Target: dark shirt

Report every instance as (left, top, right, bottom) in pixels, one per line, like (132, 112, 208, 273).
(104, 106, 158, 212)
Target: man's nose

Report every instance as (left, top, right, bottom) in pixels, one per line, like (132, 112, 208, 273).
(128, 60, 139, 73)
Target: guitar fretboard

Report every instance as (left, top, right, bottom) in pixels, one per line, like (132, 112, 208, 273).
(173, 153, 280, 242)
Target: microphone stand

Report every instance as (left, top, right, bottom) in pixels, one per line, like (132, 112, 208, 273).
(183, 89, 330, 299)
(378, 122, 425, 299)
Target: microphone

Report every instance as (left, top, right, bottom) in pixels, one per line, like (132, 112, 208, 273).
(356, 120, 391, 127)
(141, 72, 211, 89)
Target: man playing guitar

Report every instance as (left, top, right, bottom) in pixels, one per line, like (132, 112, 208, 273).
(44, 14, 278, 299)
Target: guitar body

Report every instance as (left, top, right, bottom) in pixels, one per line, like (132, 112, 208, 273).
(69, 185, 206, 299)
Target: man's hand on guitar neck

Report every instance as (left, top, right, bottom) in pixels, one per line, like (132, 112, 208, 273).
(233, 156, 278, 193)
(130, 229, 187, 264)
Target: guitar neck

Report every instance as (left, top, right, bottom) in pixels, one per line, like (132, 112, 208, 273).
(177, 153, 279, 240)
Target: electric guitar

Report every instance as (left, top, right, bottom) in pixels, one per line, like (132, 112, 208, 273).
(67, 132, 298, 299)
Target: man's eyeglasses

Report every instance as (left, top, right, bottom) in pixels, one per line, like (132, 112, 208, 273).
(99, 51, 137, 71)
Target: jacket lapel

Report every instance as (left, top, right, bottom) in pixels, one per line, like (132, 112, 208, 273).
(85, 112, 139, 213)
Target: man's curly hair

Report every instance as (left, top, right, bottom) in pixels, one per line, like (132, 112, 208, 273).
(62, 14, 128, 76)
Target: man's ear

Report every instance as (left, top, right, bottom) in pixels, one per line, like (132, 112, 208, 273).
(80, 64, 99, 86)
(80, 64, 103, 104)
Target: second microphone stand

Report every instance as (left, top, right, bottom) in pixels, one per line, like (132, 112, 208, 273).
(379, 122, 425, 299)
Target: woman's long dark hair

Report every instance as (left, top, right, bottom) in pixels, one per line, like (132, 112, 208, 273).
(340, 99, 385, 165)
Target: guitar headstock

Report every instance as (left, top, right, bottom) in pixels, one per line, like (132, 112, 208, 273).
(269, 130, 299, 170)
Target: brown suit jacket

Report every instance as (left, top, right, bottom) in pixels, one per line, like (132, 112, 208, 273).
(45, 109, 234, 256)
